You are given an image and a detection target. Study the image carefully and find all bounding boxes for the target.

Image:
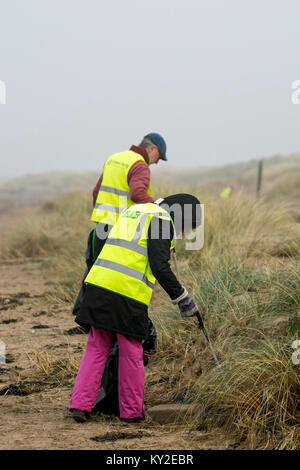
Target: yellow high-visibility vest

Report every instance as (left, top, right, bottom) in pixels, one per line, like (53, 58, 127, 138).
(91, 150, 153, 225)
(220, 187, 232, 199)
(85, 203, 174, 306)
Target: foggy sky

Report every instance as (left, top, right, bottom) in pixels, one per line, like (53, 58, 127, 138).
(0, 0, 300, 178)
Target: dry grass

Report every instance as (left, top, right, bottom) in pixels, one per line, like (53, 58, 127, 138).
(26, 350, 80, 384)
(8, 349, 81, 392)
(186, 338, 300, 449)
(0, 191, 93, 259)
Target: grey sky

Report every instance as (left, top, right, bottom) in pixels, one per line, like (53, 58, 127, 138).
(0, 0, 300, 178)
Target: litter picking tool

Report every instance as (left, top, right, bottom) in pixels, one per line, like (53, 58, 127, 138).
(173, 250, 221, 369)
(192, 310, 221, 369)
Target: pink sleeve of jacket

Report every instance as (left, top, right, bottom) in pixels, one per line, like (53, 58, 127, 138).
(127, 161, 155, 204)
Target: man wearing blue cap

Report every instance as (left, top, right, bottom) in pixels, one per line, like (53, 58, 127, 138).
(73, 133, 167, 317)
(92, 133, 167, 208)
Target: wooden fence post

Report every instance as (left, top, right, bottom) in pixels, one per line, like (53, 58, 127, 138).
(256, 159, 263, 198)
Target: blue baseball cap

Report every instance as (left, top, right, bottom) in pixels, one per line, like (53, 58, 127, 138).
(145, 133, 167, 161)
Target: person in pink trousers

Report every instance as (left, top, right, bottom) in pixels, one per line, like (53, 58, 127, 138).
(70, 328, 145, 421)
(69, 194, 201, 423)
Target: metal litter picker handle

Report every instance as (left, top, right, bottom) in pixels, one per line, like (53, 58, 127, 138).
(193, 311, 221, 369)
(173, 250, 221, 369)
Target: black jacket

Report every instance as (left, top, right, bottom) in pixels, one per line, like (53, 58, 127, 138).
(75, 219, 183, 340)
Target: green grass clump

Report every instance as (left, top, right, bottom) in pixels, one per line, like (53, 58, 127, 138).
(189, 339, 300, 449)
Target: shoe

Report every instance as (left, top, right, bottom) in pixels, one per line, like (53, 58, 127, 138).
(120, 417, 145, 423)
(71, 409, 90, 422)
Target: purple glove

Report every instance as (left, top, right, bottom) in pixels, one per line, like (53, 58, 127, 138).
(172, 287, 198, 318)
(178, 295, 198, 317)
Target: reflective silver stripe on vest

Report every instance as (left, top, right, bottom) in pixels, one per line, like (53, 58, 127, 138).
(94, 259, 154, 289)
(105, 211, 171, 253)
(151, 213, 171, 218)
(105, 238, 147, 256)
(99, 185, 130, 197)
(94, 203, 123, 213)
(124, 212, 170, 240)
(132, 213, 149, 241)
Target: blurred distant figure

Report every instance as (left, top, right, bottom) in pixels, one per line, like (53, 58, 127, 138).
(220, 186, 233, 199)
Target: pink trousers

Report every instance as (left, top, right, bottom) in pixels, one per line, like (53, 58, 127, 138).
(69, 327, 145, 419)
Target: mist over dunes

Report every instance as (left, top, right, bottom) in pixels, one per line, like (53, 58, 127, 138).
(1, 152, 300, 209)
